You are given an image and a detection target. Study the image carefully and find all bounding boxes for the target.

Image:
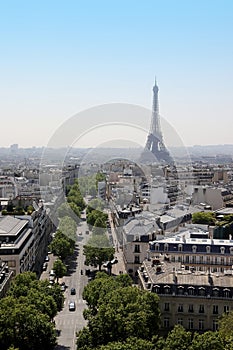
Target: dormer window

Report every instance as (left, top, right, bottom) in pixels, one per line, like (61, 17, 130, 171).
(192, 245, 197, 253)
(164, 285, 170, 294)
(220, 247, 225, 254)
(164, 243, 169, 252)
(155, 243, 159, 251)
(178, 244, 183, 252)
(206, 246, 211, 253)
(223, 288, 230, 298)
(230, 247, 233, 255)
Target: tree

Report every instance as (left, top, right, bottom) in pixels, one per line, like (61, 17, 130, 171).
(84, 235, 114, 270)
(163, 325, 192, 350)
(49, 236, 74, 261)
(95, 172, 106, 189)
(191, 331, 224, 350)
(53, 258, 67, 283)
(0, 297, 57, 350)
(7, 272, 61, 320)
(59, 215, 77, 242)
(77, 284, 160, 348)
(97, 337, 155, 350)
(83, 272, 132, 313)
(87, 198, 104, 213)
(57, 202, 80, 221)
(218, 311, 233, 348)
(192, 212, 216, 225)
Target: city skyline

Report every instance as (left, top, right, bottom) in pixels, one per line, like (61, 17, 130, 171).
(1, 1, 233, 148)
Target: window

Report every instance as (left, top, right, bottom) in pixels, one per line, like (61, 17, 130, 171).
(224, 289, 230, 298)
(164, 303, 170, 311)
(177, 318, 183, 326)
(206, 246, 211, 253)
(134, 256, 140, 264)
(192, 245, 197, 253)
(213, 305, 218, 314)
(224, 305, 230, 314)
(188, 318, 194, 330)
(199, 287, 205, 296)
(199, 319, 204, 331)
(213, 288, 219, 297)
(230, 247, 233, 255)
(164, 286, 171, 294)
(178, 244, 183, 252)
(188, 304, 194, 313)
(164, 317, 170, 328)
(199, 304, 205, 313)
(178, 286, 184, 295)
(213, 320, 218, 331)
(185, 255, 189, 263)
(164, 243, 169, 252)
(220, 247, 225, 254)
(188, 287, 195, 295)
(155, 243, 159, 251)
(178, 304, 183, 312)
(134, 244, 140, 253)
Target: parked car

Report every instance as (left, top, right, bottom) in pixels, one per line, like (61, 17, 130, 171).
(70, 287, 76, 295)
(50, 269, 55, 276)
(45, 255, 50, 262)
(49, 275, 55, 282)
(61, 284, 66, 292)
(42, 262, 48, 271)
(69, 301, 76, 311)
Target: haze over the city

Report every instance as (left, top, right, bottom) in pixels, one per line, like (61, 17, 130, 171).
(1, 1, 233, 148)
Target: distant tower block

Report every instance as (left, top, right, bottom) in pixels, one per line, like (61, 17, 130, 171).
(141, 78, 173, 164)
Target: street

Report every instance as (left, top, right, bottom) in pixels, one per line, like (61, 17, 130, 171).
(40, 203, 126, 350)
(54, 218, 90, 350)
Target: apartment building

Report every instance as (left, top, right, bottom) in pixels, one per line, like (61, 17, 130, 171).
(0, 205, 52, 276)
(138, 258, 233, 334)
(138, 225, 233, 333)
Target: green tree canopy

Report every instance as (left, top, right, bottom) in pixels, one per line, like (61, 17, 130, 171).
(77, 282, 160, 348)
(49, 235, 74, 261)
(0, 298, 57, 350)
(83, 272, 132, 313)
(97, 337, 155, 350)
(163, 325, 192, 350)
(53, 258, 67, 282)
(192, 212, 216, 225)
(191, 331, 224, 350)
(58, 215, 77, 242)
(84, 235, 114, 270)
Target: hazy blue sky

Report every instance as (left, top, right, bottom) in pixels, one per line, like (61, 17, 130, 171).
(1, 1, 233, 148)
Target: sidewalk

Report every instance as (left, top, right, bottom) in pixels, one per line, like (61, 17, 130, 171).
(108, 212, 126, 275)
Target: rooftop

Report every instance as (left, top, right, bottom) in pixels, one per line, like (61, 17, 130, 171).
(0, 216, 29, 236)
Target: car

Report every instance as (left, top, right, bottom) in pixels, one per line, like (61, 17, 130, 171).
(61, 285, 66, 292)
(42, 262, 48, 271)
(49, 275, 55, 282)
(69, 301, 76, 311)
(45, 256, 50, 262)
(70, 287, 76, 295)
(111, 258, 118, 265)
(78, 232, 82, 235)
(50, 269, 55, 276)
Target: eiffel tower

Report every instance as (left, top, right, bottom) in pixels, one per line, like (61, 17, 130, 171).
(141, 78, 173, 164)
